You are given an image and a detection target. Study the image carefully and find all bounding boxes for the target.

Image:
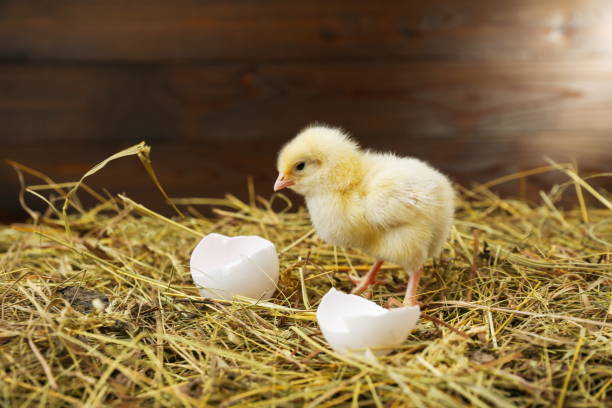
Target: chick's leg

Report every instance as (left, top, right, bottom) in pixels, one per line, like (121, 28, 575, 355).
(403, 267, 423, 306)
(351, 260, 384, 294)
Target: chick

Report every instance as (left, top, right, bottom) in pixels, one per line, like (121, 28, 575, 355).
(274, 125, 454, 306)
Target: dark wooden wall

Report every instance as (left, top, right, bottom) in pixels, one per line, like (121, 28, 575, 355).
(1, 0, 611, 221)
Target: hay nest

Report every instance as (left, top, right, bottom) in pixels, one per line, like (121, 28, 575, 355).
(1, 144, 611, 407)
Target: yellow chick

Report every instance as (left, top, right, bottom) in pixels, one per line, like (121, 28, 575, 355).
(274, 125, 455, 306)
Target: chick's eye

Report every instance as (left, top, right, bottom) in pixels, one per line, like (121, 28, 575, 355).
(295, 162, 306, 171)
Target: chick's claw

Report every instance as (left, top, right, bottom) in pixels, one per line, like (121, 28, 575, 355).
(385, 297, 424, 309)
(350, 280, 372, 295)
(350, 278, 388, 294)
(385, 297, 403, 308)
(350, 281, 368, 294)
(348, 275, 362, 285)
(349, 274, 387, 286)
(350, 259, 385, 294)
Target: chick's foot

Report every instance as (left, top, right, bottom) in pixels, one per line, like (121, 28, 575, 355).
(385, 297, 424, 309)
(403, 267, 423, 306)
(350, 260, 384, 294)
(349, 275, 388, 285)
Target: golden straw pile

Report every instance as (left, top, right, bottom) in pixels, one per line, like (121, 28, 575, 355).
(1, 144, 611, 407)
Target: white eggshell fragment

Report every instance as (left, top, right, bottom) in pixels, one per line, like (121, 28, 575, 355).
(317, 288, 420, 356)
(190, 233, 279, 300)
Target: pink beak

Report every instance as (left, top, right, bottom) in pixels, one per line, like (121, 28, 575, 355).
(274, 173, 295, 191)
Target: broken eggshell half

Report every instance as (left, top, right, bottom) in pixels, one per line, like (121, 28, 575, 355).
(317, 288, 420, 356)
(190, 233, 279, 301)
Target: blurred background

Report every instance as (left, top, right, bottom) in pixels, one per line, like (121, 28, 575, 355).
(1, 0, 611, 222)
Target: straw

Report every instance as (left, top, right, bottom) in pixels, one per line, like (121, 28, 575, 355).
(1, 143, 610, 407)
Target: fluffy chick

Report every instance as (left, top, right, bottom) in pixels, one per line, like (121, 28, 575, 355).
(274, 125, 455, 306)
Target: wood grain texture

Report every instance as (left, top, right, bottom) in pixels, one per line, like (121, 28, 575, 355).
(1, 60, 611, 219)
(1, 0, 612, 62)
(2, 61, 612, 144)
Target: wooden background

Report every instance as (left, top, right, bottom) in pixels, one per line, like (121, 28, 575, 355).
(1, 0, 611, 221)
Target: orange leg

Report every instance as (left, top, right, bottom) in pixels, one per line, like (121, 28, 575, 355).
(351, 260, 384, 294)
(403, 267, 423, 306)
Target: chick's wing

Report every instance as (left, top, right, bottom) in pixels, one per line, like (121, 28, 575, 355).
(362, 173, 423, 230)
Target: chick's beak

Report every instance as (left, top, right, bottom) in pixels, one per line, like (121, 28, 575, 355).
(274, 173, 295, 191)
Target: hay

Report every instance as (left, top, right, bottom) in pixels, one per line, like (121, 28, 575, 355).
(1, 144, 611, 407)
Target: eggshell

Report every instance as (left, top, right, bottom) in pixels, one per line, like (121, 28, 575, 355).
(190, 233, 279, 300)
(317, 288, 420, 356)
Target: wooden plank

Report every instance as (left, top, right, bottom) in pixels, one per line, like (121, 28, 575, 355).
(2, 134, 611, 221)
(1, 0, 612, 62)
(2, 61, 612, 144)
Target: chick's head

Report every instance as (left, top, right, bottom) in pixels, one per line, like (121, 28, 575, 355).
(275, 125, 362, 196)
